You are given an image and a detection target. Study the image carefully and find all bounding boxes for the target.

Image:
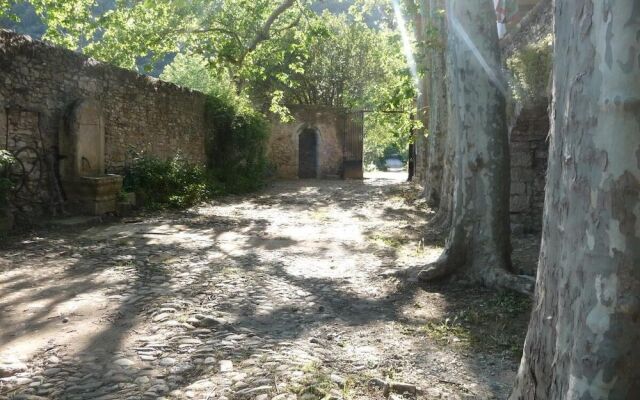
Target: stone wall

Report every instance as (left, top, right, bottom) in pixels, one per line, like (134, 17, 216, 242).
(503, 0, 552, 232)
(0, 30, 208, 219)
(268, 106, 343, 179)
(508, 105, 548, 231)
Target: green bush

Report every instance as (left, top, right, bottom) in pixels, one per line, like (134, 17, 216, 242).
(0, 150, 14, 210)
(161, 54, 270, 194)
(205, 95, 269, 194)
(506, 34, 553, 105)
(123, 153, 218, 209)
(122, 91, 270, 210)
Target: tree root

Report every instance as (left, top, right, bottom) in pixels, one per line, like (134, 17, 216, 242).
(491, 271, 535, 297)
(417, 253, 461, 282)
(429, 207, 452, 232)
(418, 257, 535, 296)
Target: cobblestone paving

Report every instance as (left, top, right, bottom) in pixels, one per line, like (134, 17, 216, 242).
(1, 173, 522, 399)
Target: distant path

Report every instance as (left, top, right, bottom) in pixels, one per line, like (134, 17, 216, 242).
(0, 171, 524, 399)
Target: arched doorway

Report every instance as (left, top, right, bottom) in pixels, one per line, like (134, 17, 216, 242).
(298, 128, 318, 178)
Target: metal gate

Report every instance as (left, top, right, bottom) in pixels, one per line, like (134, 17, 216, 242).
(341, 111, 364, 179)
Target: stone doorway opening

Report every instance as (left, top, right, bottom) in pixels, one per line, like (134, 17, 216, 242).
(298, 128, 318, 178)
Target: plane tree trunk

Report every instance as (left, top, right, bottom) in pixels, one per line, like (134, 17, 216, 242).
(510, 1, 640, 398)
(421, 0, 449, 210)
(418, 0, 533, 295)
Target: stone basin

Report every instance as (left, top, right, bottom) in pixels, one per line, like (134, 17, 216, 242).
(63, 174, 123, 215)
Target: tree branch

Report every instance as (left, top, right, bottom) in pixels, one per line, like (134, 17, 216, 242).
(245, 0, 296, 52)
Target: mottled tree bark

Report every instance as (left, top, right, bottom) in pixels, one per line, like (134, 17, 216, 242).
(412, 0, 430, 186)
(418, 0, 533, 294)
(511, 1, 640, 398)
(422, 0, 450, 210)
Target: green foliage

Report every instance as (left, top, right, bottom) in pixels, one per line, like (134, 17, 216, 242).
(204, 95, 269, 194)
(253, 10, 416, 111)
(268, 12, 387, 108)
(160, 53, 240, 106)
(123, 152, 215, 209)
(0, 0, 16, 20)
(161, 53, 270, 194)
(0, 150, 15, 210)
(10, 0, 310, 75)
(364, 111, 417, 169)
(160, 53, 216, 94)
(506, 34, 553, 105)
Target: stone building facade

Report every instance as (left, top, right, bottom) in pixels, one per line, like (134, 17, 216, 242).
(0, 30, 208, 219)
(268, 106, 345, 180)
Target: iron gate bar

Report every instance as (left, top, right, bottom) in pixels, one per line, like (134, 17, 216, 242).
(340, 108, 413, 180)
(342, 110, 364, 179)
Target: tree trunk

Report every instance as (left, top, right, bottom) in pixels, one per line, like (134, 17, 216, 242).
(418, 0, 533, 294)
(510, 1, 640, 398)
(413, 0, 430, 186)
(422, 0, 449, 209)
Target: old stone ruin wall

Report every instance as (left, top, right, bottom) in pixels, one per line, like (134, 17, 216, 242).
(502, 0, 552, 232)
(0, 30, 207, 221)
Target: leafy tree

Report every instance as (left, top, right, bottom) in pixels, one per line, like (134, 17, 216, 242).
(3, 0, 419, 170)
(160, 53, 238, 104)
(5, 0, 306, 75)
(364, 112, 413, 168)
(160, 53, 214, 94)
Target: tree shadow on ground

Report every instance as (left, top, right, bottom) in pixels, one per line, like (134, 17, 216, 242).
(0, 176, 526, 399)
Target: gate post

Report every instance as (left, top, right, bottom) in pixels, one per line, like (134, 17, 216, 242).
(341, 110, 364, 180)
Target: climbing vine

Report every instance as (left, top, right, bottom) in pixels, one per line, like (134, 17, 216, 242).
(204, 95, 269, 194)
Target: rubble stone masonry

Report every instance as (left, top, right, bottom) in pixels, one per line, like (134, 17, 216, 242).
(0, 30, 208, 218)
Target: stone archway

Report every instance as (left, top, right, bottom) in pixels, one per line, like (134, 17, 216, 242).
(298, 127, 318, 179)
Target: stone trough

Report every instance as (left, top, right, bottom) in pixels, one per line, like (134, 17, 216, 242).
(59, 98, 122, 215)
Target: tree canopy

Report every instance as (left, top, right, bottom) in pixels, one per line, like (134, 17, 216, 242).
(1, 0, 421, 165)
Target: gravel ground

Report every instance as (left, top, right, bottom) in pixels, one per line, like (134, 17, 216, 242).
(0, 172, 536, 399)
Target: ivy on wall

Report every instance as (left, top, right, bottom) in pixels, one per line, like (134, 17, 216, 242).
(204, 95, 270, 194)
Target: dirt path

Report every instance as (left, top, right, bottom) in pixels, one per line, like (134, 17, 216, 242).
(0, 172, 533, 399)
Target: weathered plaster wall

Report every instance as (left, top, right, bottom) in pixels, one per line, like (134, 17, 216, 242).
(268, 106, 343, 179)
(0, 30, 208, 218)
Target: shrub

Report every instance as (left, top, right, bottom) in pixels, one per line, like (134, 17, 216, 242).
(204, 95, 269, 194)
(0, 150, 14, 210)
(506, 34, 553, 106)
(123, 152, 217, 209)
(161, 55, 270, 194)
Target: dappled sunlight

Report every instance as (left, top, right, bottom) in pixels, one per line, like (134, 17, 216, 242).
(1, 173, 519, 399)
